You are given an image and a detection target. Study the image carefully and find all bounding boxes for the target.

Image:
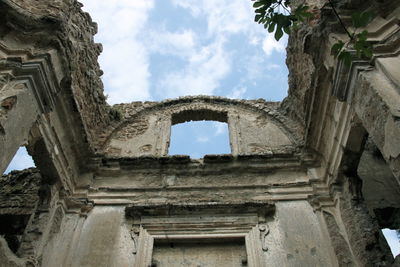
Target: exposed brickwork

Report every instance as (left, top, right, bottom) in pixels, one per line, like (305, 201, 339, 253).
(0, 168, 41, 215)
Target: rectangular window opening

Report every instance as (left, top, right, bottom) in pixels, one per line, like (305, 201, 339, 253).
(168, 120, 231, 159)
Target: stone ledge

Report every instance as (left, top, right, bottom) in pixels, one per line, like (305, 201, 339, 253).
(125, 201, 275, 218)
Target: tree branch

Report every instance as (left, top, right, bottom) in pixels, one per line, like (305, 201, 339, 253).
(327, 0, 353, 40)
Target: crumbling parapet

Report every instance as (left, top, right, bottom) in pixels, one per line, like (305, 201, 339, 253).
(0, 0, 399, 266)
(102, 96, 304, 158)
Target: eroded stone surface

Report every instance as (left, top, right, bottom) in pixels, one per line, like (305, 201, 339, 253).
(0, 0, 399, 266)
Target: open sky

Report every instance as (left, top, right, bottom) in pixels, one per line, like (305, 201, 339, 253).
(5, 0, 288, 170)
(3, 0, 399, 255)
(79, 0, 288, 158)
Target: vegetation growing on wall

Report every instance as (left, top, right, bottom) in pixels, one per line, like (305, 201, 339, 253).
(252, 0, 373, 65)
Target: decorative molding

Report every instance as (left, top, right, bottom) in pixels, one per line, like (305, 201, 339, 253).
(103, 96, 305, 150)
(258, 223, 269, 252)
(0, 52, 60, 113)
(332, 55, 372, 102)
(130, 225, 140, 255)
(332, 11, 400, 102)
(126, 202, 274, 267)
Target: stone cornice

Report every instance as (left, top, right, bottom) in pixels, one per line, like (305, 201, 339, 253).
(125, 201, 275, 219)
(0, 45, 60, 113)
(92, 150, 319, 174)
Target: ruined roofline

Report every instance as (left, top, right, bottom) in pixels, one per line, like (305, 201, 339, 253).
(99, 95, 305, 153)
(92, 150, 318, 170)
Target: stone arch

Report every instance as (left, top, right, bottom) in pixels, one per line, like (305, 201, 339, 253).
(102, 96, 303, 157)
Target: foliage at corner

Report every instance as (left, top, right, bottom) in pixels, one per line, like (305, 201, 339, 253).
(252, 0, 374, 66)
(253, 0, 312, 41)
(330, 10, 373, 66)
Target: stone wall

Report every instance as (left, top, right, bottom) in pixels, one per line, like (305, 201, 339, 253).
(0, 168, 41, 215)
(0, 169, 42, 266)
(0, 0, 399, 266)
(103, 96, 302, 157)
(283, 0, 400, 264)
(0, 0, 114, 156)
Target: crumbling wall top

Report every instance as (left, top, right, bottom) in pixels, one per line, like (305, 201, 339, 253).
(101, 96, 304, 157)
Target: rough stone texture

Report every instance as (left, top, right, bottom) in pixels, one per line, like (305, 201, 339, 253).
(0, 236, 25, 267)
(0, 0, 114, 154)
(358, 139, 400, 228)
(323, 211, 355, 266)
(0, 80, 40, 174)
(0, 0, 399, 266)
(103, 96, 303, 157)
(338, 179, 393, 266)
(0, 168, 41, 215)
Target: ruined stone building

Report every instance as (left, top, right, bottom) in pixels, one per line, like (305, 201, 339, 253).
(0, 0, 399, 266)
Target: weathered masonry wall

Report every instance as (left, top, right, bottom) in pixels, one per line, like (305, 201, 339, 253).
(0, 0, 400, 266)
(103, 97, 302, 157)
(283, 0, 400, 265)
(36, 203, 338, 266)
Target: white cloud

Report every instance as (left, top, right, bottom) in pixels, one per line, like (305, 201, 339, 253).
(227, 86, 247, 99)
(249, 36, 262, 46)
(213, 122, 227, 136)
(101, 40, 151, 103)
(158, 37, 231, 98)
(196, 136, 209, 143)
(147, 29, 197, 57)
(80, 0, 154, 104)
(80, 0, 287, 104)
(172, 0, 263, 39)
(266, 64, 281, 70)
(262, 34, 286, 57)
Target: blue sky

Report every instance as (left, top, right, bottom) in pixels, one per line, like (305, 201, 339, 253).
(78, 0, 288, 158)
(79, 0, 288, 103)
(5, 0, 288, 170)
(3, 0, 399, 256)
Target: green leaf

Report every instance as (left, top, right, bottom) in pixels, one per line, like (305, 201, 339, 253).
(352, 11, 373, 28)
(360, 11, 373, 26)
(274, 26, 284, 41)
(255, 14, 262, 22)
(268, 22, 276, 33)
(356, 30, 368, 41)
(363, 47, 373, 58)
(253, 2, 265, 8)
(331, 41, 344, 57)
(338, 51, 352, 66)
(283, 26, 290, 34)
(351, 12, 361, 27)
(294, 5, 312, 22)
(255, 9, 265, 14)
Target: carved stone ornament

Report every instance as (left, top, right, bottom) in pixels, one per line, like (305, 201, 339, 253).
(0, 73, 12, 91)
(130, 225, 140, 254)
(258, 223, 270, 251)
